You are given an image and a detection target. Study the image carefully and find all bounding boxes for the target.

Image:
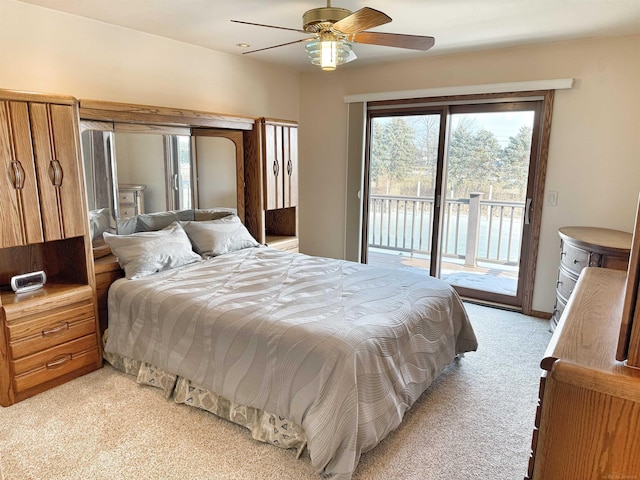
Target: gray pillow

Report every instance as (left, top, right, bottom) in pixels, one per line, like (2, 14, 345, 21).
(104, 222, 201, 279)
(134, 209, 195, 233)
(194, 208, 236, 221)
(88, 208, 112, 240)
(181, 215, 259, 257)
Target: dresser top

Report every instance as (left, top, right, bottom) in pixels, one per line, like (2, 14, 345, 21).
(559, 226, 632, 253)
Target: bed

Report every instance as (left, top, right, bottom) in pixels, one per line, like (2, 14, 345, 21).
(102, 215, 478, 479)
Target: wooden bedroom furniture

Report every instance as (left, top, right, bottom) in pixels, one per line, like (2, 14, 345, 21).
(0, 89, 101, 407)
(244, 118, 299, 252)
(526, 202, 640, 479)
(79, 99, 255, 230)
(118, 184, 146, 219)
(550, 226, 631, 331)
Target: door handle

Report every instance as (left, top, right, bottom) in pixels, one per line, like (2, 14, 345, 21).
(524, 198, 532, 225)
(9, 161, 25, 189)
(48, 159, 64, 187)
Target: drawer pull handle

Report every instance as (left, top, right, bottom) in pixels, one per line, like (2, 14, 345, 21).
(46, 354, 72, 369)
(573, 259, 580, 264)
(42, 322, 69, 337)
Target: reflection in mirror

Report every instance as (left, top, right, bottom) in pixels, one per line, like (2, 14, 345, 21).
(167, 135, 193, 211)
(115, 132, 165, 214)
(194, 136, 237, 210)
(81, 122, 244, 248)
(81, 127, 117, 245)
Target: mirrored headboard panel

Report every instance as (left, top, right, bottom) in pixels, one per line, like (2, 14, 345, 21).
(79, 100, 254, 246)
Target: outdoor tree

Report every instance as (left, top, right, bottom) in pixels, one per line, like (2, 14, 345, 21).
(406, 114, 440, 194)
(370, 117, 418, 194)
(497, 125, 532, 199)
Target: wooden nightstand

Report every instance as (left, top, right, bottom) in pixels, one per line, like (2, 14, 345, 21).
(0, 284, 101, 406)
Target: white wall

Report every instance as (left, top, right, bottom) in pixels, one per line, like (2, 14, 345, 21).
(0, 0, 299, 120)
(299, 34, 640, 313)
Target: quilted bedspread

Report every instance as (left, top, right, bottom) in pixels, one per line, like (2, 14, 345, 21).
(105, 247, 477, 479)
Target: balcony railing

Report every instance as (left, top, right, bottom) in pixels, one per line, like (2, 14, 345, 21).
(368, 193, 525, 266)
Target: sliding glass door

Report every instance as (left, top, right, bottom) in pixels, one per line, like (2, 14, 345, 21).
(363, 97, 547, 309)
(365, 110, 444, 273)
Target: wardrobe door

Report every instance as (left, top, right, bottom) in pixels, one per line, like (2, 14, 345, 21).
(263, 123, 284, 210)
(0, 101, 43, 248)
(284, 125, 298, 208)
(30, 102, 87, 241)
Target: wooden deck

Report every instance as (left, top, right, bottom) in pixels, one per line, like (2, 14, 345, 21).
(367, 250, 518, 296)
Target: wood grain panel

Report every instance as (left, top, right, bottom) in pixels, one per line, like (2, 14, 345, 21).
(0, 101, 44, 247)
(534, 362, 640, 479)
(285, 126, 298, 207)
(243, 127, 265, 244)
(264, 123, 280, 210)
(13, 344, 99, 393)
(29, 103, 87, 241)
(80, 99, 255, 130)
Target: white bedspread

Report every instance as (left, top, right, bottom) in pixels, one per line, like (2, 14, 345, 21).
(105, 247, 477, 479)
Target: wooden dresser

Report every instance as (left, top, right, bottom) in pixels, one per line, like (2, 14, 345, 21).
(550, 226, 631, 330)
(118, 183, 146, 219)
(527, 199, 640, 480)
(526, 268, 640, 479)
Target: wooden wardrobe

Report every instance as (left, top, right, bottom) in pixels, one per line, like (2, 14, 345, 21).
(0, 89, 100, 407)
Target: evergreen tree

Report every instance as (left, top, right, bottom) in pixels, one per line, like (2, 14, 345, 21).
(370, 117, 418, 194)
(498, 125, 532, 200)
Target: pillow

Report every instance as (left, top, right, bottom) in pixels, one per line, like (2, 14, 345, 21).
(181, 215, 259, 257)
(88, 208, 112, 240)
(103, 222, 201, 279)
(134, 209, 195, 233)
(116, 216, 138, 235)
(194, 208, 236, 221)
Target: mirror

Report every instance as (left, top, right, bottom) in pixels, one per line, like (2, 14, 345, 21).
(81, 122, 243, 246)
(194, 136, 237, 209)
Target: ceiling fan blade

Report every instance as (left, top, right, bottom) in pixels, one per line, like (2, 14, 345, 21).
(231, 19, 307, 34)
(332, 7, 391, 35)
(352, 31, 435, 51)
(241, 37, 315, 55)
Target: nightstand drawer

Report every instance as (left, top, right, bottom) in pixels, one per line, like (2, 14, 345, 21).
(7, 303, 96, 359)
(12, 336, 99, 393)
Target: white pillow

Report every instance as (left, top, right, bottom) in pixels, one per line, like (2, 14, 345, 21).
(181, 215, 259, 257)
(103, 222, 201, 279)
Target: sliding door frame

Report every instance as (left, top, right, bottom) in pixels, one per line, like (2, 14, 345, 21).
(362, 90, 555, 315)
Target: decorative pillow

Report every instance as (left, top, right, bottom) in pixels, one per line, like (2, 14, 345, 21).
(103, 222, 201, 279)
(181, 215, 260, 257)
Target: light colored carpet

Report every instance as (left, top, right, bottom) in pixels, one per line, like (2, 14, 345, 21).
(0, 303, 551, 480)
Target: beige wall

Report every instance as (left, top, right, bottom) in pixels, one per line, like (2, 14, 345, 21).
(299, 34, 640, 313)
(0, 0, 299, 120)
(2, 1, 639, 314)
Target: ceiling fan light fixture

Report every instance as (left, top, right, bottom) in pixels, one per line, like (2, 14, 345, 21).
(305, 36, 353, 71)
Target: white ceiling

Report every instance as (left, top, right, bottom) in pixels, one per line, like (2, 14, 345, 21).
(17, 0, 640, 71)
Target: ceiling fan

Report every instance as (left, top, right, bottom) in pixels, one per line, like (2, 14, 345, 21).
(231, 1, 435, 71)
